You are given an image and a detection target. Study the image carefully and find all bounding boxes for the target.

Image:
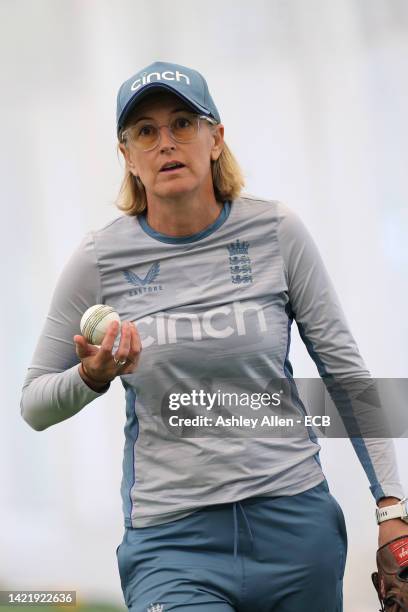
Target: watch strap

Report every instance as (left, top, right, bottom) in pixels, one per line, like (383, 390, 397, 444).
(376, 497, 408, 524)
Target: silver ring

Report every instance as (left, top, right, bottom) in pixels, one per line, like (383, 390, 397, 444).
(113, 357, 127, 367)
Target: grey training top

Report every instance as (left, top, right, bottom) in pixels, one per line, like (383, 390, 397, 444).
(21, 196, 404, 527)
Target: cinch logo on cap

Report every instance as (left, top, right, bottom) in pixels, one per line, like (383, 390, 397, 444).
(116, 60, 221, 134)
(130, 71, 191, 92)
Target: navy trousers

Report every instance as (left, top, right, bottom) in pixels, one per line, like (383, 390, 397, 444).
(116, 479, 347, 611)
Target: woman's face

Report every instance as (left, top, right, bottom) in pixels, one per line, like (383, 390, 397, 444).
(119, 91, 224, 202)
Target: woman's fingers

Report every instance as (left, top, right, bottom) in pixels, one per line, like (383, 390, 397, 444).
(99, 320, 121, 355)
(113, 321, 132, 365)
(73, 334, 99, 359)
(115, 321, 141, 374)
(78, 321, 121, 384)
(75, 319, 141, 382)
(128, 321, 142, 368)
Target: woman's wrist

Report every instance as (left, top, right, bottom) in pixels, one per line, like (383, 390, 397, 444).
(377, 497, 401, 508)
(78, 362, 110, 393)
(376, 497, 408, 546)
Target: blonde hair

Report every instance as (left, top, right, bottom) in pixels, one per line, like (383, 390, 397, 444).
(114, 138, 245, 217)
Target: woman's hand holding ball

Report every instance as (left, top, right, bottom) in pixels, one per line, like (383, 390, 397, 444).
(73, 306, 142, 391)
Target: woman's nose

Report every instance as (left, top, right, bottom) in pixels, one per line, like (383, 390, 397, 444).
(158, 125, 176, 151)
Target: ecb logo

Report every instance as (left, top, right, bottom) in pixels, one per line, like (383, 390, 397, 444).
(227, 239, 253, 284)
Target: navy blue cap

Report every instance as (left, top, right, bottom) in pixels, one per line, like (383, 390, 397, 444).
(116, 61, 221, 135)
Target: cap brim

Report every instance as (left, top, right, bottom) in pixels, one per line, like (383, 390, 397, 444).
(117, 83, 212, 134)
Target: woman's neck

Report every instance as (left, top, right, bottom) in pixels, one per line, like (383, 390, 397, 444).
(144, 191, 223, 237)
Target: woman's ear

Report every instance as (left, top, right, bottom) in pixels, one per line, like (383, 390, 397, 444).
(119, 143, 137, 175)
(210, 124, 225, 161)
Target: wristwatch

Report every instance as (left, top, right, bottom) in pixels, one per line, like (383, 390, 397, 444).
(376, 497, 408, 524)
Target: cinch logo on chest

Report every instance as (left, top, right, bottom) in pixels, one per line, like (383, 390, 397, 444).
(136, 300, 267, 348)
(123, 263, 163, 295)
(131, 71, 190, 91)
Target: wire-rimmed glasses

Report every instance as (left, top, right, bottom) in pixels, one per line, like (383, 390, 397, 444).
(120, 111, 218, 152)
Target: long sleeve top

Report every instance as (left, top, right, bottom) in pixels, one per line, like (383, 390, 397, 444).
(21, 196, 404, 527)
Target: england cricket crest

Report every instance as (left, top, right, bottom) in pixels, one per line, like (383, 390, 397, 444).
(227, 239, 253, 284)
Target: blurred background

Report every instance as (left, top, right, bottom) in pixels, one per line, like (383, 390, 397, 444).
(1, 0, 407, 610)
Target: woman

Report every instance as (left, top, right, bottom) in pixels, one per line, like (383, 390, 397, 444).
(21, 61, 407, 612)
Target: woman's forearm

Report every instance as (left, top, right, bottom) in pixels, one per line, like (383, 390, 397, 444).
(21, 364, 110, 431)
